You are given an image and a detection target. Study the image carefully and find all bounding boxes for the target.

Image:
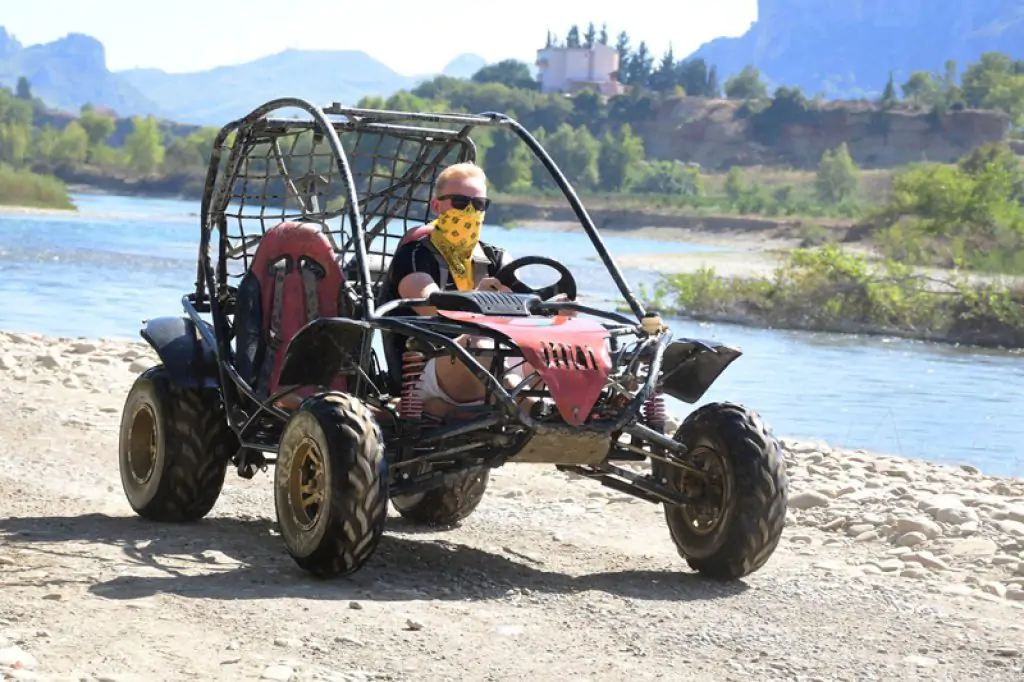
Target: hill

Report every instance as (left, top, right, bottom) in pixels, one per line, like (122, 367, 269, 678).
(0, 28, 162, 117)
(687, 0, 1024, 98)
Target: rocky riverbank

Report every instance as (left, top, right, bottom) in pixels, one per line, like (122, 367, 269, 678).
(0, 329, 1022, 680)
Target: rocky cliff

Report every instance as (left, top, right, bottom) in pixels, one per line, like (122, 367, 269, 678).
(0, 30, 161, 117)
(632, 97, 1013, 171)
(688, 0, 1024, 97)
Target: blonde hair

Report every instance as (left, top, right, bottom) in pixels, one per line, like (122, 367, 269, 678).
(435, 162, 487, 197)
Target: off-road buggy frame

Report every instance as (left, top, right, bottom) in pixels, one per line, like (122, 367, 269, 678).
(118, 97, 788, 581)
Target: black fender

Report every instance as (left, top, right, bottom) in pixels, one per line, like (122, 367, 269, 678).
(277, 317, 372, 388)
(657, 339, 742, 404)
(140, 316, 220, 389)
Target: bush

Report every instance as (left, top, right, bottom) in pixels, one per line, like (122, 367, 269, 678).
(645, 244, 1024, 348)
(0, 164, 75, 210)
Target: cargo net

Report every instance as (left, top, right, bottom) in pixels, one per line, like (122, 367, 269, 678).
(213, 120, 473, 295)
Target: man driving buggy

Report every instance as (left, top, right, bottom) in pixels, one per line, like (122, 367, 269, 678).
(378, 162, 571, 416)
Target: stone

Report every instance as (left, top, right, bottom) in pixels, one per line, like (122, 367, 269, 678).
(0, 645, 37, 668)
(903, 551, 948, 571)
(949, 538, 998, 558)
(997, 520, 1024, 538)
(941, 584, 975, 597)
(895, 517, 942, 539)
(982, 582, 1007, 599)
(260, 665, 294, 681)
(903, 655, 938, 667)
(788, 491, 831, 509)
(895, 531, 928, 548)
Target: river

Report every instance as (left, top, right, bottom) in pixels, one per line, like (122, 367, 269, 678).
(1, 192, 1021, 477)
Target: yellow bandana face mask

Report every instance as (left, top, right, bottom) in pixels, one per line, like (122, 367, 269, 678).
(429, 206, 485, 291)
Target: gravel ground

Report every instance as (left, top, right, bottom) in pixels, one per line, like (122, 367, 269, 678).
(1, 330, 1022, 682)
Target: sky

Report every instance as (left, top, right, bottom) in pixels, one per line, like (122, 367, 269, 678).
(0, 0, 758, 75)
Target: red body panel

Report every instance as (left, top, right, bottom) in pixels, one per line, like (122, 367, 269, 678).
(250, 221, 347, 397)
(438, 311, 612, 426)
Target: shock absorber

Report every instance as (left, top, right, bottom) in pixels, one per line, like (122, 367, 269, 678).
(643, 391, 667, 433)
(400, 345, 426, 420)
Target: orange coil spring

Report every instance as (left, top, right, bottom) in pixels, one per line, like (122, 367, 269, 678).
(400, 350, 426, 419)
(643, 392, 666, 432)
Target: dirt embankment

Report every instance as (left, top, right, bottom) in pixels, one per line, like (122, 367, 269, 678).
(631, 97, 1014, 171)
(0, 330, 1023, 681)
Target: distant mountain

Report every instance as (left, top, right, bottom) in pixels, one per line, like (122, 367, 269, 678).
(0, 26, 495, 126)
(119, 48, 434, 125)
(441, 53, 488, 79)
(0, 27, 162, 117)
(687, 0, 1024, 98)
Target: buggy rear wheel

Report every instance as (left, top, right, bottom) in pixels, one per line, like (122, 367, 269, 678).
(653, 402, 788, 580)
(118, 366, 236, 522)
(391, 466, 490, 527)
(274, 392, 388, 578)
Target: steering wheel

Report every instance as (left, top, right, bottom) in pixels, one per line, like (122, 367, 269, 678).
(494, 255, 577, 302)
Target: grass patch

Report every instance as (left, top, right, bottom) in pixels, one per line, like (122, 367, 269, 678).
(0, 164, 76, 210)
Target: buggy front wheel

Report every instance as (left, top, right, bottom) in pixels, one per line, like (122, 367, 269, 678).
(652, 401, 788, 580)
(274, 392, 388, 578)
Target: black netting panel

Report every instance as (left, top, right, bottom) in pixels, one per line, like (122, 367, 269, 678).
(208, 119, 474, 298)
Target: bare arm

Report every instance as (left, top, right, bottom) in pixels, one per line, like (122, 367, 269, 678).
(398, 271, 440, 316)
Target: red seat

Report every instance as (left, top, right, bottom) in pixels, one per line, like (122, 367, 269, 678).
(398, 224, 434, 248)
(239, 221, 349, 405)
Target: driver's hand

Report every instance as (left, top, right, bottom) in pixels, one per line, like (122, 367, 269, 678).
(477, 277, 511, 293)
(551, 293, 578, 317)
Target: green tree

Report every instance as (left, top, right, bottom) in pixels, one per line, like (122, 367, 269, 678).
(626, 42, 653, 87)
(123, 115, 166, 175)
(597, 123, 645, 191)
(566, 25, 580, 48)
(880, 72, 898, 108)
(815, 143, 860, 204)
(0, 123, 30, 165)
(546, 123, 599, 189)
(483, 129, 533, 192)
(901, 71, 940, 107)
(724, 167, 746, 205)
(15, 77, 31, 101)
(723, 65, 767, 100)
(584, 22, 597, 49)
(51, 121, 89, 166)
(598, 24, 609, 46)
(471, 59, 538, 91)
(650, 46, 677, 92)
(633, 161, 705, 196)
(79, 105, 116, 149)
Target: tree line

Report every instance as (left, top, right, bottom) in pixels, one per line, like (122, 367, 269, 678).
(2, 30, 1022, 207)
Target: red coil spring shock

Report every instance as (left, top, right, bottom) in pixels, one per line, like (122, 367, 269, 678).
(643, 391, 667, 432)
(400, 349, 426, 420)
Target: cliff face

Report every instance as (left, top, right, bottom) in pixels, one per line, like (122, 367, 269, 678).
(633, 98, 1013, 171)
(689, 0, 1024, 97)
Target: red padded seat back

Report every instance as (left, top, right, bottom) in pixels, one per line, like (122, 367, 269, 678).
(249, 221, 347, 396)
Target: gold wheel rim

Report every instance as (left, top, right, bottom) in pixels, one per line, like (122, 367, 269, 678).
(127, 404, 158, 485)
(288, 437, 327, 531)
(678, 443, 731, 536)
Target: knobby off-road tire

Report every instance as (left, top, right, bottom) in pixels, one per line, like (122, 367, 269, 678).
(390, 467, 490, 527)
(118, 365, 237, 522)
(653, 401, 788, 580)
(274, 392, 388, 578)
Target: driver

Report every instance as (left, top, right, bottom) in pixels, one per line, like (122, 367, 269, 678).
(379, 162, 555, 414)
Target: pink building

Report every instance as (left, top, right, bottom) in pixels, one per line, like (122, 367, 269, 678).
(535, 43, 625, 97)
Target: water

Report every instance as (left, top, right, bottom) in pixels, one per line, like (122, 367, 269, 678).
(2, 193, 1022, 477)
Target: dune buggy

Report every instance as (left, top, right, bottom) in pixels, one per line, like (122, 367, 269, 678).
(117, 97, 788, 581)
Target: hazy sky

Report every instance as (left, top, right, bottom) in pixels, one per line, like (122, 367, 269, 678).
(2, 0, 757, 75)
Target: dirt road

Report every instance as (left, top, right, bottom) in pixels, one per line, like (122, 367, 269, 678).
(1, 331, 1022, 681)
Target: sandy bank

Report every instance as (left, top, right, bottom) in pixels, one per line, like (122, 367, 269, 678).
(0, 329, 1022, 680)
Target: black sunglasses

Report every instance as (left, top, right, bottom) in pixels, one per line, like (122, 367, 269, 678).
(437, 194, 492, 211)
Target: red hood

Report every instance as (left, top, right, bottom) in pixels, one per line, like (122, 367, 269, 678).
(437, 312, 612, 426)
